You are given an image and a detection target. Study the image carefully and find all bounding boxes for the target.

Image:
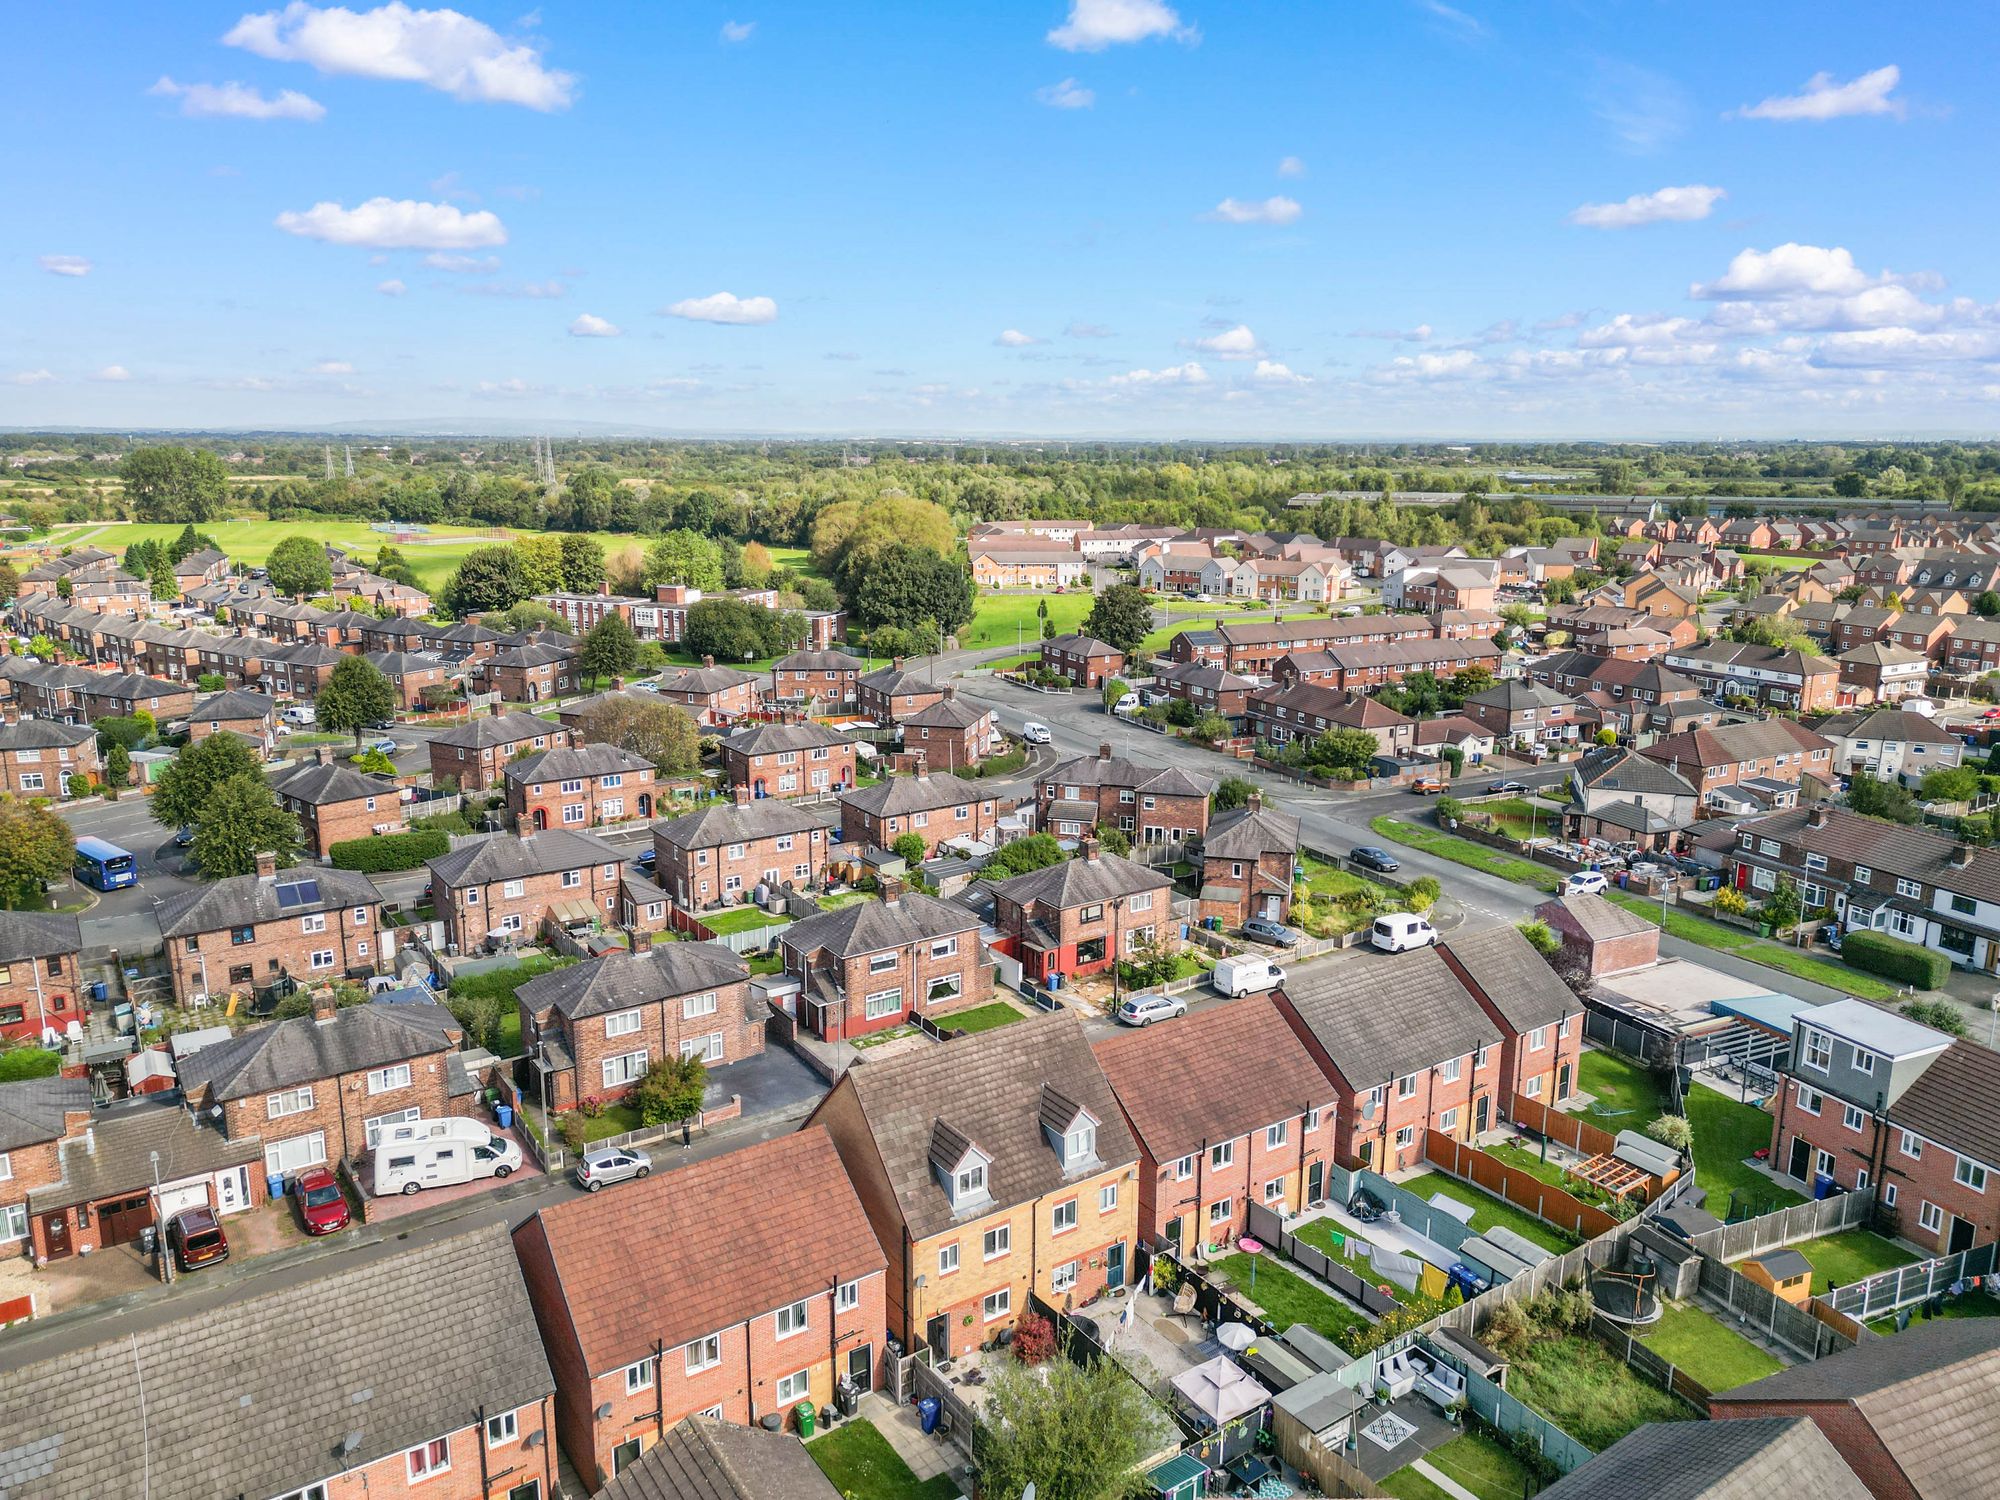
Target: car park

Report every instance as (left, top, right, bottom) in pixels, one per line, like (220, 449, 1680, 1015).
(166, 1206, 230, 1272)
(1564, 870, 1609, 896)
(1021, 721, 1052, 744)
(289, 1166, 351, 1236)
(1115, 993, 1187, 1027)
(1351, 846, 1400, 873)
(1371, 913, 1438, 953)
(1243, 918, 1300, 947)
(574, 1145, 653, 1191)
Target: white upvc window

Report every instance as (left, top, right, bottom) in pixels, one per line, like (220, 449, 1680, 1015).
(406, 1437, 450, 1483)
(1956, 1157, 1989, 1193)
(776, 1368, 811, 1404)
(1052, 1259, 1079, 1292)
(1099, 1181, 1119, 1213)
(602, 1050, 648, 1089)
(503, 879, 525, 899)
(938, 1242, 960, 1275)
(982, 1288, 1011, 1322)
(983, 1224, 1010, 1260)
(1802, 1028, 1832, 1072)
(683, 991, 718, 1019)
(485, 1408, 520, 1445)
(1173, 1154, 1195, 1180)
(310, 949, 335, 969)
(366, 1064, 411, 1095)
(1919, 1200, 1944, 1233)
(680, 1032, 725, 1063)
(561, 869, 582, 888)
(1394, 1125, 1415, 1148)
(301, 913, 326, 934)
(684, 1333, 722, 1374)
(606, 1009, 642, 1038)
(1210, 1141, 1234, 1168)
(1900, 1130, 1923, 1159)
(776, 1299, 810, 1338)
(1438, 1057, 1462, 1083)
(1843, 1104, 1865, 1132)
(836, 1278, 860, 1312)
(267, 1087, 314, 1119)
(624, 1359, 654, 1394)
(1266, 1121, 1288, 1149)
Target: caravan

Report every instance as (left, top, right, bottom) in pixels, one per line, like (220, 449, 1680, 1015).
(370, 1117, 520, 1197)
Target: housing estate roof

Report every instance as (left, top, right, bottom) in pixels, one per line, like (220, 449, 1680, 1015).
(1886, 1039, 2000, 1173)
(1671, 641, 1838, 677)
(1467, 678, 1575, 713)
(1041, 632, 1122, 657)
(156, 863, 380, 938)
(429, 709, 562, 750)
(0, 717, 96, 754)
(29, 1097, 263, 1215)
(1152, 661, 1259, 692)
(0, 910, 82, 969)
(516, 942, 748, 1022)
(1254, 680, 1413, 728)
(904, 696, 988, 730)
(0, 1075, 90, 1152)
(176, 999, 460, 1102)
(1202, 804, 1301, 861)
(987, 849, 1174, 911)
(1643, 717, 1832, 769)
(174, 548, 229, 573)
(772, 649, 864, 672)
(1438, 925, 1577, 1034)
(269, 758, 392, 806)
(505, 741, 655, 785)
(1808, 708, 1959, 746)
(1278, 947, 1501, 1086)
(0, 1224, 550, 1500)
(1541, 891, 1655, 944)
(427, 827, 620, 888)
(598, 1417, 841, 1500)
(857, 662, 937, 696)
(723, 722, 855, 755)
(653, 799, 827, 850)
(514, 1129, 880, 1375)
(780, 888, 979, 961)
(190, 689, 274, 721)
(1093, 996, 1331, 1163)
(486, 641, 575, 669)
(1043, 748, 1212, 798)
(1575, 745, 1697, 797)
(839, 773, 984, 819)
(361, 649, 445, 676)
(658, 662, 760, 693)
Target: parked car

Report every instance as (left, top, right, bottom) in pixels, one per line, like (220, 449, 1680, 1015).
(1021, 721, 1052, 745)
(166, 1206, 230, 1272)
(1564, 870, 1609, 896)
(1243, 918, 1300, 947)
(1371, 913, 1438, 953)
(574, 1145, 653, 1192)
(1410, 777, 1449, 795)
(1351, 846, 1400, 873)
(174, 825, 196, 848)
(1489, 779, 1528, 793)
(367, 737, 398, 755)
(1819, 922, 1844, 953)
(1115, 993, 1187, 1027)
(289, 1165, 351, 1236)
(280, 705, 315, 727)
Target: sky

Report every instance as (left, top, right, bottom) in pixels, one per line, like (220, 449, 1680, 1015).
(6, 1, 1999, 440)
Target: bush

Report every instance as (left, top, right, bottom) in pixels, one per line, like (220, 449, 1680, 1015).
(1900, 997, 1969, 1037)
(1407, 875, 1442, 912)
(1435, 795, 1466, 825)
(1011, 1311, 1057, 1365)
(329, 829, 451, 872)
(557, 1111, 588, 1154)
(1843, 929, 1950, 989)
(1646, 1113, 1693, 1151)
(1712, 886, 1748, 916)
(1517, 920, 1559, 957)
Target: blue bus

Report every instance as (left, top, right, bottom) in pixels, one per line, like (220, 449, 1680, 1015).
(74, 837, 136, 892)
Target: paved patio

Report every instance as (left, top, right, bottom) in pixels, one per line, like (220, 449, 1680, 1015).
(355, 1120, 545, 1223)
(1083, 1287, 1222, 1398)
(1350, 1392, 1462, 1483)
(853, 1392, 971, 1492)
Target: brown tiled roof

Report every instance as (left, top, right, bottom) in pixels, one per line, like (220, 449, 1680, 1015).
(1093, 997, 1334, 1162)
(514, 1128, 883, 1374)
(1642, 716, 1832, 770)
(1890, 1041, 2000, 1172)
(598, 1416, 841, 1500)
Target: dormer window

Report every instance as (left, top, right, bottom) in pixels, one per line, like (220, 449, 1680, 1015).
(1065, 1122, 1095, 1161)
(956, 1162, 985, 1198)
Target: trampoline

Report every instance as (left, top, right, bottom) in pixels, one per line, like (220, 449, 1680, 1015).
(1591, 1258, 1662, 1327)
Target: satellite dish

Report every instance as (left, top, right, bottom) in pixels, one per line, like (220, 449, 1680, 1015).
(1360, 1097, 1377, 1120)
(1216, 1321, 1256, 1352)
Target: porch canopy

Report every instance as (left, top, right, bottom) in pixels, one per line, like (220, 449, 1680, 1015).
(1171, 1354, 1270, 1429)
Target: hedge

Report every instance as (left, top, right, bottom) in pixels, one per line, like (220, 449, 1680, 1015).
(1842, 930, 1949, 990)
(329, 829, 451, 873)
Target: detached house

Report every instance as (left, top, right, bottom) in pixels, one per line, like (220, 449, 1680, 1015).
(1807, 708, 1964, 788)
(721, 722, 857, 801)
(428, 708, 573, 793)
(506, 742, 659, 831)
(1198, 797, 1301, 928)
(808, 1012, 1140, 1357)
(156, 854, 384, 1006)
(837, 773, 1006, 858)
(428, 828, 627, 954)
(271, 747, 407, 856)
(652, 798, 831, 911)
(777, 883, 992, 1043)
(985, 841, 1178, 985)
(1035, 744, 1211, 844)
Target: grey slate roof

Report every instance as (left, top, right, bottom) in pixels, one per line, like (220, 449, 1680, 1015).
(517, 943, 748, 1022)
(903, 696, 988, 730)
(1042, 748, 1212, 798)
(28, 1098, 263, 1214)
(658, 662, 760, 694)
(428, 827, 621, 889)
(429, 709, 563, 750)
(1278, 947, 1502, 1086)
(857, 662, 935, 695)
(987, 850, 1173, 912)
(487, 641, 575, 669)
(1885, 1040, 2000, 1179)
(1543, 891, 1655, 943)
(0, 1076, 90, 1152)
(0, 1224, 551, 1500)
(1438, 924, 1577, 1033)
(1202, 804, 1301, 861)
(838, 773, 985, 819)
(362, 649, 446, 676)
(1575, 745, 1696, 797)
(723, 721, 854, 755)
(653, 800, 826, 851)
(0, 911, 82, 965)
(269, 758, 392, 807)
(505, 741, 655, 786)
(0, 719, 92, 753)
(599, 1417, 839, 1500)
(780, 889, 979, 961)
(190, 689, 274, 722)
(176, 999, 460, 1102)
(772, 649, 864, 673)
(156, 863, 380, 938)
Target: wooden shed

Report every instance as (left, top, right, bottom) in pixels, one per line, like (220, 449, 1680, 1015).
(1740, 1247, 1813, 1305)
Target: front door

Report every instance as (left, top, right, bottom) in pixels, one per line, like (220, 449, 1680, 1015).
(1106, 1241, 1126, 1290)
(40, 1212, 69, 1260)
(1787, 1136, 1811, 1182)
(215, 1168, 248, 1215)
(1474, 1096, 1490, 1134)
(1950, 1215, 1977, 1255)
(925, 1314, 949, 1361)
(846, 1343, 873, 1394)
(1306, 1160, 1324, 1205)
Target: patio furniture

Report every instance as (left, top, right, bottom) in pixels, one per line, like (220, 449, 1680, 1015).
(1172, 1282, 1199, 1326)
(1418, 1360, 1465, 1414)
(1374, 1349, 1423, 1400)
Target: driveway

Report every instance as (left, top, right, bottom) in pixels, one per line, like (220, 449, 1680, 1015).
(711, 1042, 827, 1119)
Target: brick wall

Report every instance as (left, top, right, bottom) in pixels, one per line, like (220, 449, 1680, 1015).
(529, 976, 763, 1111)
(508, 766, 658, 833)
(168, 900, 385, 1006)
(785, 928, 993, 1042)
(442, 855, 624, 953)
(848, 793, 1003, 858)
(1142, 1109, 1334, 1248)
(318, 1405, 558, 1499)
(0, 740, 101, 799)
(188, 713, 271, 748)
(656, 825, 828, 909)
(0, 950, 83, 1043)
(1708, 1402, 1913, 1500)
(202, 1040, 458, 1170)
(725, 743, 856, 800)
(430, 725, 571, 792)
(905, 719, 988, 772)
(285, 789, 407, 858)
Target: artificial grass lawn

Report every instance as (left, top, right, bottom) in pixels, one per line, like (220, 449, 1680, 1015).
(1369, 815, 1562, 891)
(1212, 1251, 1373, 1350)
(1600, 890, 1898, 1001)
(945, 1001, 1028, 1035)
(1869, 1288, 2000, 1333)
(1576, 1049, 1672, 1133)
(700, 906, 790, 936)
(1506, 1332, 1695, 1450)
(1789, 1230, 1918, 1295)
(1638, 1302, 1784, 1391)
(1383, 1431, 1535, 1500)
(1397, 1171, 1573, 1254)
(1684, 1082, 1805, 1216)
(807, 1418, 962, 1500)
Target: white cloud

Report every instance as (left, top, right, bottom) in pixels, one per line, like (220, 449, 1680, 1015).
(1569, 183, 1725, 230)
(1105, 362, 1209, 387)
(1202, 195, 1302, 226)
(1587, 60, 1688, 153)
(39, 255, 91, 277)
(225, 2, 575, 109)
(1064, 321, 1115, 338)
(148, 76, 325, 120)
(1251, 359, 1310, 385)
(1276, 155, 1305, 178)
(1036, 78, 1095, 109)
(995, 329, 1047, 348)
(1351, 324, 1432, 342)
(423, 252, 501, 273)
(720, 20, 755, 43)
(663, 291, 778, 325)
(310, 358, 355, 373)
(469, 278, 566, 299)
(1372, 349, 1484, 383)
(7, 371, 57, 386)
(1812, 327, 2000, 367)
(1186, 323, 1264, 360)
(569, 313, 621, 337)
(376, 277, 408, 295)
(1738, 65, 1903, 123)
(1414, 0, 1485, 42)
(93, 365, 132, 382)
(473, 377, 545, 397)
(1047, 0, 1194, 52)
(1694, 243, 1880, 300)
(277, 196, 506, 249)
(1576, 314, 1703, 349)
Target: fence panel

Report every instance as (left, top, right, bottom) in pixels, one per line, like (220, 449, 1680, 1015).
(1425, 1130, 1617, 1242)
(1686, 1191, 1870, 1262)
(1434, 1351, 1594, 1477)
(910, 1354, 979, 1460)
(1821, 1241, 1998, 1321)
(1695, 1254, 1856, 1360)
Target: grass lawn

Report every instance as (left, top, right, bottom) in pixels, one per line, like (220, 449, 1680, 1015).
(818, 892, 875, 910)
(1292, 1219, 1407, 1302)
(807, 1419, 961, 1500)
(1743, 553, 1816, 570)
(1788, 1231, 1918, 1295)
(1295, 857, 1403, 937)
(1369, 815, 1562, 891)
(1507, 1332, 1695, 1450)
(1577, 1049, 1673, 1133)
(1473, 796, 1563, 843)
(746, 952, 784, 975)
(1600, 891, 1898, 1001)
(962, 592, 1096, 650)
(946, 1001, 1028, 1035)
(581, 1102, 643, 1142)
(1639, 1302, 1785, 1391)
(1685, 1082, 1805, 1215)
(1397, 1171, 1574, 1253)
(700, 906, 789, 936)
(1870, 1288, 2000, 1333)
(1212, 1251, 1373, 1351)
(1382, 1431, 1535, 1500)
(492, 1009, 522, 1058)
(1485, 1138, 1577, 1190)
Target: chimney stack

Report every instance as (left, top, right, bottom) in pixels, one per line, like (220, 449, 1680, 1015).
(701, 655, 715, 669)
(311, 991, 339, 1026)
(612, 676, 626, 692)
(1080, 836, 1101, 863)
(1098, 742, 1112, 761)
(254, 850, 278, 880)
(1953, 844, 1974, 869)
(1806, 805, 1828, 830)
(942, 685, 956, 701)
(0, 703, 16, 725)
(893, 656, 905, 672)
(490, 701, 504, 718)
(733, 783, 752, 806)
(598, 580, 612, 597)
(316, 745, 334, 767)
(630, 928, 654, 955)
(879, 875, 905, 906)
(1247, 792, 1262, 813)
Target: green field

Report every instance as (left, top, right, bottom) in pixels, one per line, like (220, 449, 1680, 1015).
(960, 592, 1096, 650)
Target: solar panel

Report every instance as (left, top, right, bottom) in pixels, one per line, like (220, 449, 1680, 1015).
(274, 879, 321, 908)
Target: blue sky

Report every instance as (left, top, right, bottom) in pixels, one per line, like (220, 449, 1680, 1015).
(6, 2, 1997, 438)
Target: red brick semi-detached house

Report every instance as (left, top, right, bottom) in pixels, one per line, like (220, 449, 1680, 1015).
(1198, 798, 1300, 928)
(1274, 945, 1505, 1173)
(186, 687, 277, 753)
(0, 1074, 92, 1257)
(362, 649, 450, 711)
(511, 1129, 886, 1487)
(721, 721, 857, 801)
(806, 1012, 1140, 1359)
(1035, 744, 1211, 844)
(900, 689, 1000, 772)
(429, 707, 573, 793)
(517, 934, 758, 1112)
(176, 993, 469, 1178)
(769, 648, 865, 712)
(986, 842, 1178, 985)
(271, 747, 408, 857)
(1246, 681, 1416, 758)
(653, 658, 762, 726)
(1094, 997, 1337, 1252)
(856, 659, 944, 723)
(428, 827, 626, 954)
(1039, 632, 1125, 690)
(156, 854, 384, 1007)
(0, 912, 83, 1047)
(1641, 716, 1835, 813)
(476, 641, 581, 704)
(0, 1223, 559, 1500)
(836, 772, 1006, 859)
(1436, 925, 1584, 1116)
(1151, 661, 1259, 722)
(0, 714, 99, 799)
(778, 883, 993, 1043)
(652, 798, 830, 911)
(506, 741, 658, 832)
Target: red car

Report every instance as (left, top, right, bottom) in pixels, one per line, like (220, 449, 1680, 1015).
(165, 1207, 230, 1271)
(1983, 708, 2000, 721)
(289, 1166, 351, 1236)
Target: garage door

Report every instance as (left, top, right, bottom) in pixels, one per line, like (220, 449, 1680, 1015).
(156, 1183, 209, 1218)
(99, 1195, 155, 1247)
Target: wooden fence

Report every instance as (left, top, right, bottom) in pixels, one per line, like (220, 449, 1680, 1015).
(1693, 1251, 1857, 1360)
(1589, 1311, 1713, 1411)
(1425, 1130, 1619, 1242)
(1508, 1093, 1617, 1159)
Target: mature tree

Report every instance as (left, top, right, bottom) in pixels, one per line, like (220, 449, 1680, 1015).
(514, 535, 565, 596)
(266, 535, 333, 598)
(125, 538, 161, 578)
(1833, 471, 1868, 498)
(643, 531, 725, 591)
(26, 635, 56, 662)
(1210, 775, 1257, 812)
(737, 541, 773, 588)
(1733, 615, 1812, 650)
(556, 466, 620, 532)
(1189, 711, 1230, 744)
(580, 696, 701, 774)
(103, 740, 132, 790)
(192, 775, 302, 878)
(0, 802, 75, 910)
(1920, 766, 1981, 804)
(852, 543, 975, 635)
(1306, 726, 1382, 778)
(796, 576, 841, 613)
(152, 732, 264, 829)
(683, 597, 783, 663)
(0, 561, 22, 603)
(630, 1053, 707, 1126)
(147, 552, 178, 601)
(1100, 677, 1130, 712)
(486, 599, 561, 634)
(1095, 825, 1131, 856)
(442, 545, 528, 617)
(54, 577, 71, 601)
(120, 445, 229, 523)
(1977, 591, 2000, 619)
(349, 747, 397, 776)
(95, 715, 153, 752)
(317, 655, 396, 744)
(975, 1347, 1156, 1500)
(559, 533, 605, 592)
(1080, 584, 1154, 658)
(195, 671, 227, 692)
(811, 495, 956, 590)
(168, 523, 219, 563)
(986, 833, 1066, 877)
(1848, 771, 1921, 825)
(1445, 665, 1495, 705)
(891, 832, 929, 867)
(580, 614, 640, 684)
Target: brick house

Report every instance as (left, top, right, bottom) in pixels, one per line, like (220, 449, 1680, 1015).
(769, 649, 865, 712)
(1641, 717, 1836, 813)
(1462, 678, 1592, 750)
(171, 545, 230, 593)
(363, 649, 450, 711)
(156, 855, 385, 1006)
(517, 936, 758, 1111)
(1093, 996, 1337, 1251)
(1532, 891, 1662, 978)
(260, 639, 347, 700)
(1436, 925, 1584, 1116)
(901, 690, 1000, 772)
(1808, 707, 1964, 787)
(429, 828, 626, 954)
(1039, 633, 1126, 689)
(0, 912, 84, 1045)
(721, 722, 857, 801)
(593, 1418, 843, 1500)
(1836, 643, 1931, 706)
(429, 708, 574, 792)
(0, 1074, 92, 1256)
(654, 658, 762, 726)
(1198, 798, 1300, 928)
(0, 714, 99, 799)
(1151, 661, 1259, 722)
(1266, 636, 1500, 694)
(969, 547, 1090, 590)
(1944, 616, 2000, 675)
(187, 688, 277, 754)
(1168, 613, 1434, 675)
(73, 670, 197, 725)
(271, 747, 408, 856)
(512, 1130, 885, 1486)
(837, 772, 1006, 858)
(1035, 744, 1211, 844)
(0, 1222, 558, 1499)
(476, 641, 581, 704)
(807, 1012, 1140, 1357)
(506, 742, 659, 832)
(1565, 744, 1698, 850)
(652, 799, 831, 910)
(1664, 642, 1843, 713)
(778, 884, 993, 1043)
(358, 616, 442, 655)
(856, 660, 944, 723)
(1246, 682, 1416, 758)
(177, 994, 468, 1176)
(986, 842, 1178, 985)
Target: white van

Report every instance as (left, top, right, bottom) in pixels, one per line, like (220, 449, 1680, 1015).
(280, 704, 316, 727)
(1111, 692, 1140, 716)
(1371, 913, 1439, 953)
(1212, 955, 1285, 997)
(371, 1117, 520, 1196)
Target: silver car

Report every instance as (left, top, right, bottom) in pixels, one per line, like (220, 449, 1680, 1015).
(1115, 993, 1187, 1027)
(574, 1145, 653, 1192)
